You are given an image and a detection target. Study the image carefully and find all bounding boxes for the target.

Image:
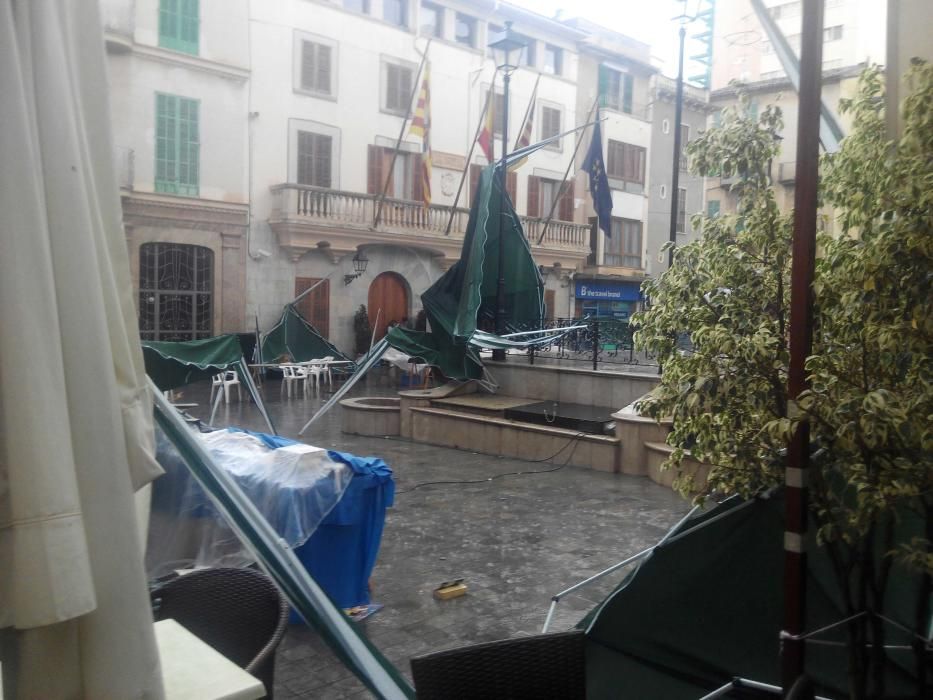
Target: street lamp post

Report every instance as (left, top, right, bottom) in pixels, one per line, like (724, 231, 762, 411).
(668, 23, 686, 268)
(488, 22, 525, 361)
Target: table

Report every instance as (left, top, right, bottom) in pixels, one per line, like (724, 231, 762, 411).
(155, 618, 265, 700)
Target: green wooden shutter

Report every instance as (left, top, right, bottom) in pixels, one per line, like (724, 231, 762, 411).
(177, 98, 199, 195)
(159, 0, 199, 55)
(155, 93, 178, 192)
(598, 64, 609, 109)
(622, 73, 633, 114)
(155, 93, 199, 196)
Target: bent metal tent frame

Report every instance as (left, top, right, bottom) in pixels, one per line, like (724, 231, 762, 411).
(142, 334, 276, 435)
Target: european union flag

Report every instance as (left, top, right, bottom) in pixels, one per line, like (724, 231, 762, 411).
(583, 110, 613, 237)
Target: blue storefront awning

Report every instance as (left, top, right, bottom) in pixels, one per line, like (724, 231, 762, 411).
(575, 280, 643, 302)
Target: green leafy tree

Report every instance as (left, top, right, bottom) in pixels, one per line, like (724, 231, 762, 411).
(633, 66, 932, 699)
(635, 96, 793, 497)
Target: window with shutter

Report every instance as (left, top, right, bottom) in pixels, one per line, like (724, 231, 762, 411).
(300, 41, 333, 95)
(677, 188, 687, 233)
(526, 175, 540, 217)
(384, 62, 413, 114)
(156, 92, 199, 196)
(296, 132, 332, 187)
(537, 178, 565, 220)
(541, 106, 561, 150)
(295, 277, 330, 338)
(159, 0, 199, 55)
(558, 182, 574, 222)
(367, 145, 384, 194)
(605, 218, 642, 268)
(599, 65, 634, 115)
(606, 140, 644, 185)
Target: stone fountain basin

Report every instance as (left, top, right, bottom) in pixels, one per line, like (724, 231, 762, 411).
(339, 397, 401, 436)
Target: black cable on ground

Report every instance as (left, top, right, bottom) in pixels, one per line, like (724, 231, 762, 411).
(395, 431, 588, 494)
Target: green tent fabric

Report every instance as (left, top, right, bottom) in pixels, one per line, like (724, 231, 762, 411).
(142, 335, 245, 391)
(582, 494, 924, 699)
(262, 304, 352, 366)
(387, 163, 543, 380)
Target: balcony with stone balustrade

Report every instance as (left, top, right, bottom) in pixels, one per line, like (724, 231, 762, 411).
(268, 183, 592, 272)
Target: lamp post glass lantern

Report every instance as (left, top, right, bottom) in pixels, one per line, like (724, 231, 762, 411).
(489, 21, 526, 360)
(344, 249, 369, 285)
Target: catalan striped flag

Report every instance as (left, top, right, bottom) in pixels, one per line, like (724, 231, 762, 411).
(409, 63, 432, 207)
(477, 79, 496, 163)
(509, 74, 540, 170)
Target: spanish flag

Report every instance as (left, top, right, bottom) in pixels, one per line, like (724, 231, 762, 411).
(409, 63, 432, 207)
(477, 80, 496, 163)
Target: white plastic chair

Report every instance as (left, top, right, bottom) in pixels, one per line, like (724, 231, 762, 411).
(320, 356, 335, 388)
(210, 370, 241, 404)
(301, 362, 324, 397)
(279, 364, 303, 398)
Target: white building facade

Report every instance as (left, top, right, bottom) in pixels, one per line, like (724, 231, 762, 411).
(102, 1, 684, 354)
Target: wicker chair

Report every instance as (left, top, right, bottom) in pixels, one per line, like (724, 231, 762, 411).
(151, 567, 289, 699)
(410, 630, 586, 699)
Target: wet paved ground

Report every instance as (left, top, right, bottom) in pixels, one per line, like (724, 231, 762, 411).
(179, 365, 687, 698)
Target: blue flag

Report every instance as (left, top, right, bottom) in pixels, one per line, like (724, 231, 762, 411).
(582, 110, 613, 237)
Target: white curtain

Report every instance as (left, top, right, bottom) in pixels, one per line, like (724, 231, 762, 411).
(0, 0, 164, 697)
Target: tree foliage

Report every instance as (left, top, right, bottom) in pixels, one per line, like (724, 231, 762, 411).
(633, 65, 932, 698)
(634, 96, 793, 497)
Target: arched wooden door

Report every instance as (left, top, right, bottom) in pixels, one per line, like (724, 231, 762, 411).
(368, 272, 409, 342)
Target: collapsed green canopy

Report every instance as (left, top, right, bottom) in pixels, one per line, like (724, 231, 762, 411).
(262, 304, 351, 366)
(143, 335, 245, 391)
(388, 163, 543, 380)
(582, 494, 923, 698)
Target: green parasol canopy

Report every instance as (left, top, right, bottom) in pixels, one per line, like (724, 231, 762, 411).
(388, 163, 543, 379)
(261, 304, 352, 365)
(142, 335, 245, 391)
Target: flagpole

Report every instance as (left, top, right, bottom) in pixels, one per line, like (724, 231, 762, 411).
(514, 73, 541, 151)
(444, 69, 498, 236)
(373, 39, 431, 230)
(536, 96, 599, 246)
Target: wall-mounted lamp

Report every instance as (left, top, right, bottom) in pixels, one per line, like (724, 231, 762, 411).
(344, 249, 369, 285)
(538, 264, 550, 284)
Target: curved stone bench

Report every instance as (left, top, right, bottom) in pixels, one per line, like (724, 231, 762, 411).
(611, 407, 672, 476)
(644, 441, 710, 493)
(340, 397, 400, 436)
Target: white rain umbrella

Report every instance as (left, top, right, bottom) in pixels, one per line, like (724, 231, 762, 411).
(0, 0, 164, 697)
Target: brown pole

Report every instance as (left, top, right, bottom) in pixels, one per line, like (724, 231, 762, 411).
(373, 39, 431, 230)
(444, 69, 498, 236)
(536, 97, 598, 246)
(782, 0, 824, 693)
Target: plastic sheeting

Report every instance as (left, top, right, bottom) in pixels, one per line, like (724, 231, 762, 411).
(147, 424, 353, 577)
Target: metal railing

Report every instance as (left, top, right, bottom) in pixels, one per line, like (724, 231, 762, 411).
(509, 317, 660, 370)
(270, 183, 591, 250)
